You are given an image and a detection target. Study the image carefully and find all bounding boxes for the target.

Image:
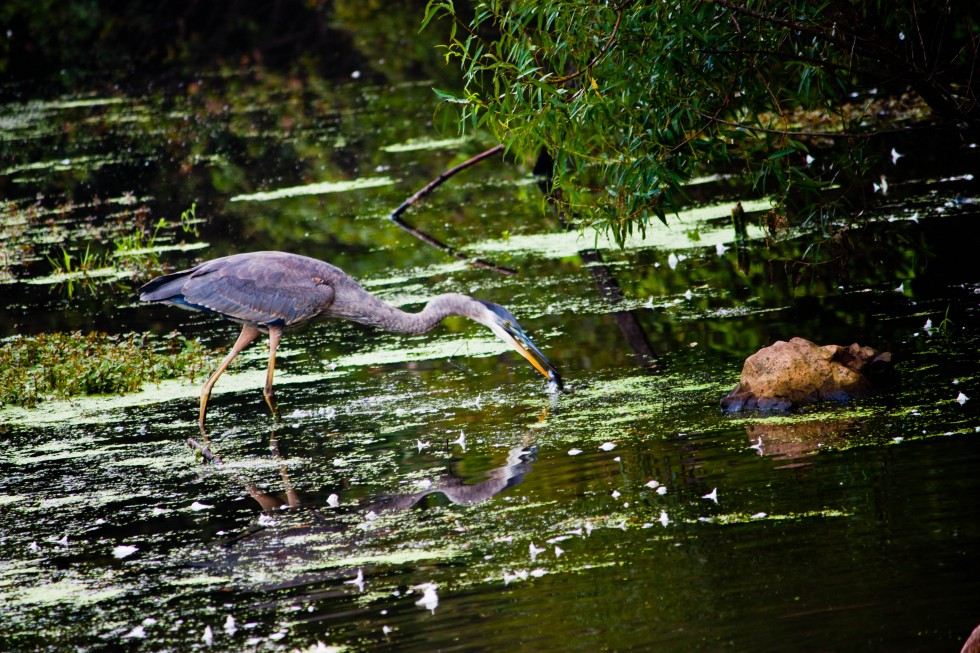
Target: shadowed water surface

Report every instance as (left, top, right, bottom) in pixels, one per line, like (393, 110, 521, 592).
(2, 54, 980, 653)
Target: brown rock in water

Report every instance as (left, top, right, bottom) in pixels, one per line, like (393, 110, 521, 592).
(721, 337, 895, 412)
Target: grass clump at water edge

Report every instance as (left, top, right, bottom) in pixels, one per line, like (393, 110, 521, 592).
(0, 331, 217, 408)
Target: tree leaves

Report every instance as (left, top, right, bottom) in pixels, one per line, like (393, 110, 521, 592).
(424, 0, 978, 243)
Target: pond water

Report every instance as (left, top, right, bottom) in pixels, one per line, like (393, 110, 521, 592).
(2, 51, 980, 653)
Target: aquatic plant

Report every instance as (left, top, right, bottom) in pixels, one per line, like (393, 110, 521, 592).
(0, 331, 217, 408)
(46, 244, 105, 276)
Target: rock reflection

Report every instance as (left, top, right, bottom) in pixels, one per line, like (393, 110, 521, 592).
(744, 418, 857, 469)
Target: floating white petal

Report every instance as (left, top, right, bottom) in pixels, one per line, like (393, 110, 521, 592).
(702, 488, 718, 503)
(122, 626, 146, 639)
(327, 493, 340, 507)
(957, 392, 969, 405)
(599, 442, 616, 451)
(568, 448, 583, 456)
(529, 542, 546, 560)
(414, 583, 439, 613)
(113, 545, 138, 559)
(345, 568, 365, 592)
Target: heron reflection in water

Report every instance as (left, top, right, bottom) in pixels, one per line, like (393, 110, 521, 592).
(140, 251, 562, 428)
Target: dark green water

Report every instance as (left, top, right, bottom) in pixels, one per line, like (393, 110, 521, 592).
(2, 44, 980, 653)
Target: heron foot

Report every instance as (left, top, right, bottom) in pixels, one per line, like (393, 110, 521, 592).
(263, 389, 280, 422)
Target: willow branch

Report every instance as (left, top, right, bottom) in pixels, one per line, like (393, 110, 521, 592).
(389, 144, 516, 276)
(550, 4, 627, 85)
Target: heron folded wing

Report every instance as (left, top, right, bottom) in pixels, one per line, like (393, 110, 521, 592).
(178, 260, 335, 328)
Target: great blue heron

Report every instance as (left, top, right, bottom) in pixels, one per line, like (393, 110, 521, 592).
(139, 251, 562, 428)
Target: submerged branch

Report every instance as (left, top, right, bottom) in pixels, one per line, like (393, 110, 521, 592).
(388, 144, 516, 276)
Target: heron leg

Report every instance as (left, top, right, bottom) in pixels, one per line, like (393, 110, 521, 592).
(199, 324, 261, 430)
(263, 326, 283, 419)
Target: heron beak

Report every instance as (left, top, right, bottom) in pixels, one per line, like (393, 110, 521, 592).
(489, 322, 564, 390)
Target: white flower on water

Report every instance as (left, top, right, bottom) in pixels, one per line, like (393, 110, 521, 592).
(645, 480, 660, 489)
(327, 493, 339, 508)
(659, 511, 670, 527)
(599, 442, 616, 451)
(567, 448, 582, 456)
(957, 392, 969, 405)
(223, 615, 237, 635)
(113, 545, 138, 559)
(202, 625, 213, 646)
(189, 501, 212, 511)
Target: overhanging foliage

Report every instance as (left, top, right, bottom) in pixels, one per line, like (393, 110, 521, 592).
(424, 1, 979, 242)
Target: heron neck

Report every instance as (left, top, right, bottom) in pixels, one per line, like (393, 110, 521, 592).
(366, 293, 482, 335)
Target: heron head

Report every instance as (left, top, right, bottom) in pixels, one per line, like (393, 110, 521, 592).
(476, 300, 563, 390)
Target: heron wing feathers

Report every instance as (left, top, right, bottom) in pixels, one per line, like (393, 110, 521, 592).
(142, 252, 338, 328)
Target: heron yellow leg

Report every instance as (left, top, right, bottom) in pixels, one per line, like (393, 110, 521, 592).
(199, 324, 261, 430)
(263, 326, 283, 419)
